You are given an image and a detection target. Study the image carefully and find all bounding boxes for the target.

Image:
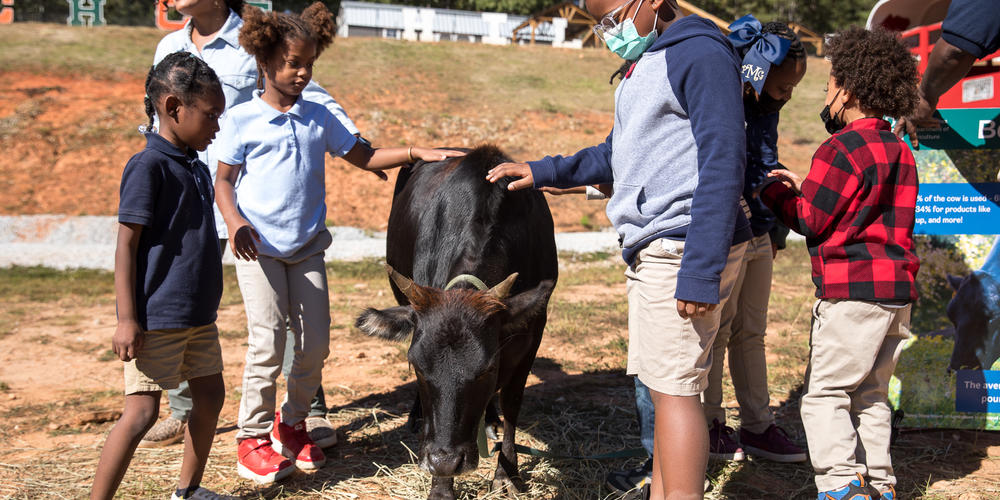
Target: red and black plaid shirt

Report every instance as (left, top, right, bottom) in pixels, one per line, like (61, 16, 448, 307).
(761, 118, 919, 301)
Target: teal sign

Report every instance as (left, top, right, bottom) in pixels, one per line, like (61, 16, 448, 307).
(66, 0, 105, 26)
(897, 108, 1000, 150)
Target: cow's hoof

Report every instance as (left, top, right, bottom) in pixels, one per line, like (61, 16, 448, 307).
(491, 475, 527, 495)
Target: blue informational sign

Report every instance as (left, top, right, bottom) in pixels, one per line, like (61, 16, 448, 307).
(915, 183, 1000, 235)
(956, 370, 1000, 413)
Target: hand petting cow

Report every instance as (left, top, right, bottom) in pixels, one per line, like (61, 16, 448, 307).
(355, 145, 558, 500)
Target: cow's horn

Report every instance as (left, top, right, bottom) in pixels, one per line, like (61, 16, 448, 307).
(386, 264, 419, 302)
(488, 272, 518, 299)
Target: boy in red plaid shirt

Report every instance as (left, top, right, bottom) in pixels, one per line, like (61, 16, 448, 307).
(759, 27, 919, 500)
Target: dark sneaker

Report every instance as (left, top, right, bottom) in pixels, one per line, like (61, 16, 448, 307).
(877, 485, 895, 500)
(606, 459, 652, 494)
(817, 473, 879, 500)
(305, 416, 338, 448)
(739, 424, 807, 462)
(709, 419, 745, 461)
(138, 416, 185, 448)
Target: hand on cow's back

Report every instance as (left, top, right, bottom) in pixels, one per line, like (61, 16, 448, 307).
(412, 147, 466, 163)
(486, 162, 534, 191)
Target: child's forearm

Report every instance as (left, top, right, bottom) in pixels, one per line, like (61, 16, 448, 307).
(215, 162, 247, 228)
(363, 147, 412, 171)
(114, 223, 141, 325)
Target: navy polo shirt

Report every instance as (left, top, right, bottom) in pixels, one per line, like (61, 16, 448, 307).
(118, 133, 223, 330)
(941, 0, 1000, 59)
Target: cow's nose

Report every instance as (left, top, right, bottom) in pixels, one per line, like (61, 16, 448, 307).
(427, 449, 465, 477)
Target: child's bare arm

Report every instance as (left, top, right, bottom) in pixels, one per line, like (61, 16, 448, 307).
(113, 222, 144, 361)
(342, 142, 465, 172)
(216, 161, 260, 261)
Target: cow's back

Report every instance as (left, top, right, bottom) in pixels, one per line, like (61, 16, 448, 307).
(386, 145, 557, 301)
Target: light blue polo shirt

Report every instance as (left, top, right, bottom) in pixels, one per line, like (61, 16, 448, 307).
(152, 8, 359, 238)
(215, 90, 357, 258)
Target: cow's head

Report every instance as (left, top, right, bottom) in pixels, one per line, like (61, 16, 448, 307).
(947, 271, 1000, 371)
(355, 266, 554, 477)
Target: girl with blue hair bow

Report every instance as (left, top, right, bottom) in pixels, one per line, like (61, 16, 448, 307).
(702, 14, 809, 466)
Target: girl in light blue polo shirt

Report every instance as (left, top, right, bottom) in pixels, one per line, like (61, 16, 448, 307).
(145, 0, 361, 454)
(213, 2, 463, 484)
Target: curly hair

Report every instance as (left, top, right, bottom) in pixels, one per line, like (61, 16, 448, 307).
(142, 51, 222, 133)
(239, 2, 335, 66)
(825, 27, 919, 118)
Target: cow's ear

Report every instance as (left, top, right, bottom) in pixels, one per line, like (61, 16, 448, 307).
(356, 305, 415, 341)
(947, 274, 966, 292)
(500, 279, 556, 332)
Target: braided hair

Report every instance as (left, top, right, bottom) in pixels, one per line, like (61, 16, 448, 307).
(142, 51, 222, 133)
(239, 2, 335, 67)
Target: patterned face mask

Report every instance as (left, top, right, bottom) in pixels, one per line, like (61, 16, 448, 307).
(593, 0, 658, 61)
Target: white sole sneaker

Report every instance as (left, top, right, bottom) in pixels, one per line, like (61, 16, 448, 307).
(271, 433, 326, 470)
(236, 461, 296, 484)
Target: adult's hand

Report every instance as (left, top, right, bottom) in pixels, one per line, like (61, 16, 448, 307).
(893, 94, 943, 149)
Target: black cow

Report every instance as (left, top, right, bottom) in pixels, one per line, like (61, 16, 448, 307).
(947, 270, 1000, 370)
(355, 145, 558, 500)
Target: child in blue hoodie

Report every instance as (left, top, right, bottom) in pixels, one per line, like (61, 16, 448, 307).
(486, 0, 750, 496)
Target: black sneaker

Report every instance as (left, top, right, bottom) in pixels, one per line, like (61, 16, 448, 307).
(606, 458, 652, 494)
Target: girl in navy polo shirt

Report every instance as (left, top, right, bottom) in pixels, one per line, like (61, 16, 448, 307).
(92, 53, 231, 500)
(213, 3, 463, 484)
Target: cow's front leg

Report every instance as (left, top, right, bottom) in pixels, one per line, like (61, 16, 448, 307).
(428, 476, 455, 500)
(491, 359, 536, 492)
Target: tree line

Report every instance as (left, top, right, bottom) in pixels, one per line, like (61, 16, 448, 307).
(17, 0, 871, 36)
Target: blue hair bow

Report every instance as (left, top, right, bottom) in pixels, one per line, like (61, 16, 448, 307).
(728, 14, 791, 94)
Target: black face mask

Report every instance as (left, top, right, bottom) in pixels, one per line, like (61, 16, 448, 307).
(756, 91, 788, 115)
(820, 89, 846, 134)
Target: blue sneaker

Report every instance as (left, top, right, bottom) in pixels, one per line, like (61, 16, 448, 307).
(817, 474, 878, 500)
(877, 486, 895, 500)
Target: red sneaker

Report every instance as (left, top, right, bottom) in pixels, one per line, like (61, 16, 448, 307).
(237, 437, 295, 484)
(272, 412, 327, 469)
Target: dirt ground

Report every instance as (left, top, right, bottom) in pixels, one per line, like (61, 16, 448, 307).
(0, 71, 819, 231)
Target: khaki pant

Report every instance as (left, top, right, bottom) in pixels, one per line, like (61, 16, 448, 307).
(625, 238, 746, 396)
(124, 323, 224, 394)
(801, 299, 911, 492)
(703, 233, 774, 433)
(236, 231, 332, 440)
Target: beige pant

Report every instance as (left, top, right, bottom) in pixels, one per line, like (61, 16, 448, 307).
(801, 299, 911, 492)
(625, 238, 746, 396)
(703, 233, 774, 433)
(236, 231, 332, 440)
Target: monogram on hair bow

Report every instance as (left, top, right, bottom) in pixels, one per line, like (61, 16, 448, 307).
(728, 14, 791, 94)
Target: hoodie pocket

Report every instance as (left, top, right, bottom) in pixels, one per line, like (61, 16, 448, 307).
(611, 182, 652, 228)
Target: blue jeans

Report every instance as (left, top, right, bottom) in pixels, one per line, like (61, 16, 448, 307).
(635, 376, 655, 458)
(168, 319, 327, 421)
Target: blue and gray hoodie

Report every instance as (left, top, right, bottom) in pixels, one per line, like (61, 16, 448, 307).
(528, 15, 752, 304)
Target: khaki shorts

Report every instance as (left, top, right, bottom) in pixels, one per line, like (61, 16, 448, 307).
(123, 323, 224, 395)
(625, 238, 745, 396)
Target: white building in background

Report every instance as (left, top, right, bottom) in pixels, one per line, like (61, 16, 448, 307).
(336, 1, 581, 48)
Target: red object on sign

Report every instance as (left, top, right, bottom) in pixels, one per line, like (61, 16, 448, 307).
(901, 22, 1000, 110)
(0, 0, 14, 25)
(156, 0, 188, 31)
